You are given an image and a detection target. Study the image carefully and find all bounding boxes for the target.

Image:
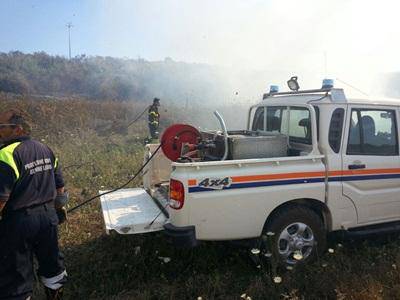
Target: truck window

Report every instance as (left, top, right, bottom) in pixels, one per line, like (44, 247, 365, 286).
(252, 107, 265, 131)
(347, 109, 398, 155)
(289, 107, 311, 144)
(266, 106, 311, 144)
(266, 106, 285, 132)
(329, 108, 345, 153)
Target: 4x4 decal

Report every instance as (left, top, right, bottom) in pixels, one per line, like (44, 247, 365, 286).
(198, 177, 232, 190)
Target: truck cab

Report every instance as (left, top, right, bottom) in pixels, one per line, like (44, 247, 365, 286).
(101, 80, 400, 265)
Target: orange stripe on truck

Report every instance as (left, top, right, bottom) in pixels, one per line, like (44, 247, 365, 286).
(188, 179, 197, 186)
(232, 171, 325, 183)
(329, 168, 400, 177)
(187, 168, 400, 187)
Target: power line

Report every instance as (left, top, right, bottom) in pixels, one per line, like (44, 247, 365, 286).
(66, 22, 73, 59)
(336, 77, 369, 96)
(67, 143, 163, 213)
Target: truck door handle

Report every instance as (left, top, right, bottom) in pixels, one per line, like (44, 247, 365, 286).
(348, 164, 366, 170)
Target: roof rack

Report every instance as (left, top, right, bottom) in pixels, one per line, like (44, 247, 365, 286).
(263, 88, 331, 99)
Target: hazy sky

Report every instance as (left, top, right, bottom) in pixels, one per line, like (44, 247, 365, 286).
(1, 0, 400, 93)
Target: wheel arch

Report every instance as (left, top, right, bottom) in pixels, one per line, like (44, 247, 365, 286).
(263, 198, 332, 233)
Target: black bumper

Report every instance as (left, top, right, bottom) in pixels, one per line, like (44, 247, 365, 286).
(163, 223, 199, 248)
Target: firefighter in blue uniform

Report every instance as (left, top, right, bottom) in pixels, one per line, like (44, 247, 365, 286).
(148, 97, 160, 140)
(0, 110, 68, 300)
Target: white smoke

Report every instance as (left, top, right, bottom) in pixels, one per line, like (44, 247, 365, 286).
(100, 0, 400, 98)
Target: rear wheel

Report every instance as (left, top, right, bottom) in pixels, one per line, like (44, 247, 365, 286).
(263, 206, 326, 265)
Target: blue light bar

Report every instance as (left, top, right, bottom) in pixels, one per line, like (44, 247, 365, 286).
(269, 85, 279, 93)
(322, 79, 334, 89)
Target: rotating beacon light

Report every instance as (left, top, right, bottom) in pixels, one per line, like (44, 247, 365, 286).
(263, 84, 279, 99)
(322, 78, 334, 89)
(269, 85, 279, 93)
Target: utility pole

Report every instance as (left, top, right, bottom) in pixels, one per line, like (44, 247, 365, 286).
(66, 22, 73, 59)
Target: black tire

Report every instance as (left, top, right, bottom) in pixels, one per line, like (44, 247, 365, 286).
(262, 205, 327, 266)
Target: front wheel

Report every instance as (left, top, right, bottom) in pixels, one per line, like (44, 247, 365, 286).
(263, 206, 327, 265)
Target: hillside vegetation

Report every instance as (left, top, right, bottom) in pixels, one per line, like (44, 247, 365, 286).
(2, 96, 400, 299)
(2, 52, 400, 106)
(0, 52, 233, 103)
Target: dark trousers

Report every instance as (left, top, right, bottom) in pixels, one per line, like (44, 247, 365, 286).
(0, 203, 65, 299)
(148, 123, 159, 139)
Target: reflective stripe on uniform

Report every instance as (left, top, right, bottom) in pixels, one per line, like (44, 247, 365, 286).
(149, 121, 159, 125)
(149, 111, 159, 117)
(0, 142, 21, 180)
(54, 157, 58, 169)
(40, 270, 68, 290)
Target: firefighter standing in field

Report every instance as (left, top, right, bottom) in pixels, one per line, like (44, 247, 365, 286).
(148, 97, 160, 140)
(0, 110, 68, 300)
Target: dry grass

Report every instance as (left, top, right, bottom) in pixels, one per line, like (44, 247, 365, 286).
(2, 96, 400, 299)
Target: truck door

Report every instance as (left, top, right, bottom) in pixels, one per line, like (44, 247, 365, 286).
(342, 106, 400, 224)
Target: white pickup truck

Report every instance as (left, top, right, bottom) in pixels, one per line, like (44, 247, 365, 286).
(101, 79, 400, 265)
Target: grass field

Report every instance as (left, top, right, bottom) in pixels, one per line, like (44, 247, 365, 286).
(2, 96, 400, 299)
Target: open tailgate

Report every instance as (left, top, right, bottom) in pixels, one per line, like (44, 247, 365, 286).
(100, 188, 168, 234)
